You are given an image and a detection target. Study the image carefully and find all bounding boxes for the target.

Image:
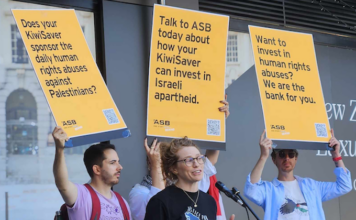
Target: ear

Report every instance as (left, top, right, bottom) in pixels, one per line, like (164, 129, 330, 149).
(92, 165, 101, 176)
(170, 165, 178, 176)
(272, 157, 277, 166)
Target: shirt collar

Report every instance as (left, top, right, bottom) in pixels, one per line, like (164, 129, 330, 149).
(272, 175, 304, 187)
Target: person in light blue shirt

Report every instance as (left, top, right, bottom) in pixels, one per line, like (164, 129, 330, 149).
(244, 129, 352, 220)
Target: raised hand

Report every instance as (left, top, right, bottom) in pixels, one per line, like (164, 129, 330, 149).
(329, 129, 340, 156)
(144, 138, 161, 169)
(259, 130, 272, 159)
(52, 126, 69, 150)
(219, 94, 230, 118)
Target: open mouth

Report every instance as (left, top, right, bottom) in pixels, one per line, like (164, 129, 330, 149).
(192, 170, 202, 175)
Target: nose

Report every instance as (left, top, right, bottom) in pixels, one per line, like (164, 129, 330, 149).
(117, 163, 123, 171)
(192, 159, 199, 167)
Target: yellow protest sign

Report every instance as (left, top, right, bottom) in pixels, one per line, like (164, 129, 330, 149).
(12, 9, 128, 145)
(249, 26, 330, 142)
(146, 5, 229, 142)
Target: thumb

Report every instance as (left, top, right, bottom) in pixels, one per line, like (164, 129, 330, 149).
(229, 214, 235, 220)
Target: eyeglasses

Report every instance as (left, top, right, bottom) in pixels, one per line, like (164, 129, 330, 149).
(278, 151, 296, 159)
(177, 155, 206, 166)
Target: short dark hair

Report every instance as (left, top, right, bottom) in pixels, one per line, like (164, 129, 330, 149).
(271, 149, 299, 160)
(83, 143, 116, 178)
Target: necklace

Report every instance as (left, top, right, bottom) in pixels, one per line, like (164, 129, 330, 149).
(181, 189, 199, 207)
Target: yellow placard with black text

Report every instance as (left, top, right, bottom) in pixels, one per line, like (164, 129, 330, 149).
(147, 5, 229, 142)
(249, 26, 330, 142)
(12, 9, 127, 139)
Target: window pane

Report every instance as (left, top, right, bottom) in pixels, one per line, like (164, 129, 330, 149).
(225, 31, 254, 89)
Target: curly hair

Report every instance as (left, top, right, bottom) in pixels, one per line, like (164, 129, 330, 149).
(161, 137, 200, 181)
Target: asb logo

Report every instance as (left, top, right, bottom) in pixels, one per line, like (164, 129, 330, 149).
(62, 120, 76, 126)
(154, 119, 170, 126)
(271, 125, 285, 130)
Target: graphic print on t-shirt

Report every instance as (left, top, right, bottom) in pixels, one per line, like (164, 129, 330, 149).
(280, 198, 308, 215)
(100, 199, 124, 220)
(184, 206, 210, 220)
(101, 201, 121, 215)
(279, 179, 309, 220)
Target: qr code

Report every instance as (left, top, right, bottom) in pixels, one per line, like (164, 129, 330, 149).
(207, 119, 221, 136)
(103, 109, 120, 125)
(315, 123, 327, 138)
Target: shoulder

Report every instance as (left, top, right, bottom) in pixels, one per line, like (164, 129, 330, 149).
(296, 176, 316, 185)
(203, 157, 217, 176)
(66, 184, 92, 212)
(150, 185, 176, 202)
(75, 184, 91, 197)
(199, 191, 217, 210)
(200, 190, 215, 202)
(129, 184, 150, 195)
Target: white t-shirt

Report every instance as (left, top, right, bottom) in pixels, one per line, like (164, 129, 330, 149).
(278, 179, 310, 220)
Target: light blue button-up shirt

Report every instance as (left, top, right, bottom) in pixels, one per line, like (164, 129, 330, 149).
(244, 167, 352, 220)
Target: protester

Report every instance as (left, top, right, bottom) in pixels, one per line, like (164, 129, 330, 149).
(144, 138, 235, 220)
(129, 96, 229, 220)
(52, 127, 131, 220)
(244, 129, 352, 220)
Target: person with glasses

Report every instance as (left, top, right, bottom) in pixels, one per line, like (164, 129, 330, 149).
(244, 129, 352, 220)
(129, 96, 230, 220)
(144, 138, 235, 220)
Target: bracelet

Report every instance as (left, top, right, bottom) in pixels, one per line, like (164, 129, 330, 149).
(332, 156, 342, 162)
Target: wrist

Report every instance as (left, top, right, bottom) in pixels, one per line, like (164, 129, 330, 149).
(151, 163, 162, 170)
(55, 146, 64, 154)
(259, 155, 269, 161)
(331, 152, 341, 158)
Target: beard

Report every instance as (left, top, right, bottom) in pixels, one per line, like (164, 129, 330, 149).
(280, 161, 294, 172)
(101, 169, 120, 186)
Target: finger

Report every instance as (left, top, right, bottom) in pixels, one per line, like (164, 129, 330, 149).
(329, 140, 333, 146)
(53, 126, 60, 134)
(56, 126, 63, 133)
(329, 140, 337, 147)
(219, 106, 229, 111)
(260, 130, 266, 142)
(56, 128, 64, 136)
(265, 140, 273, 146)
(151, 138, 157, 153)
(331, 128, 334, 138)
(225, 94, 228, 101)
(229, 214, 235, 220)
(262, 138, 272, 144)
(220, 100, 229, 105)
(225, 110, 230, 119)
(329, 141, 337, 147)
(144, 138, 150, 153)
(155, 142, 161, 152)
